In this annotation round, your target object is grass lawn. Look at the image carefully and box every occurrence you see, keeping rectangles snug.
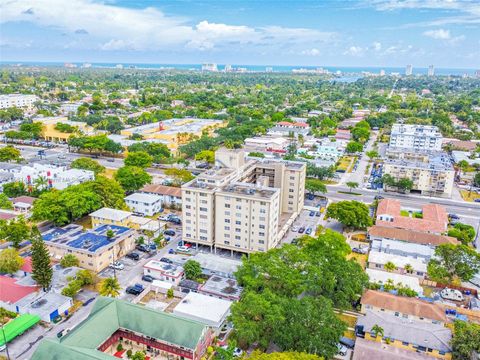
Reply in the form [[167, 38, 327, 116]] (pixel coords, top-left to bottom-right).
[[102, 168, 116, 179], [75, 215, 92, 229], [460, 190, 480, 202], [336, 156, 355, 173], [347, 253, 367, 269], [337, 313, 358, 328], [400, 210, 410, 217]]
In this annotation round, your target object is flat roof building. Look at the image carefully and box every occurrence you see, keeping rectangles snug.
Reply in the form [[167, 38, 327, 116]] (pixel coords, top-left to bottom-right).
[[124, 192, 163, 216], [173, 292, 232, 331], [389, 124, 443, 151], [0, 94, 38, 109], [182, 148, 306, 254], [366, 269, 424, 295], [42, 224, 136, 272], [198, 275, 242, 301], [31, 297, 214, 360], [353, 337, 434, 360], [144, 259, 184, 285]]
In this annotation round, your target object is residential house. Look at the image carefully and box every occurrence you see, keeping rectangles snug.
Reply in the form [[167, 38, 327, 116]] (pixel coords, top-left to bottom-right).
[[125, 192, 163, 216], [140, 184, 182, 208]]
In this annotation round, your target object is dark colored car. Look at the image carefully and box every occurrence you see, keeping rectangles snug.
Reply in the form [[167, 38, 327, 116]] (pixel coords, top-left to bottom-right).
[[83, 297, 96, 306], [142, 275, 154, 282], [170, 218, 181, 225], [305, 227, 312, 235], [126, 252, 140, 260], [126, 286, 142, 295], [136, 244, 150, 253], [298, 227, 305, 234], [374, 195, 384, 200], [149, 243, 157, 251], [315, 211, 321, 217], [449, 213, 460, 219], [160, 257, 173, 264], [309, 211, 315, 217], [164, 229, 176, 236]]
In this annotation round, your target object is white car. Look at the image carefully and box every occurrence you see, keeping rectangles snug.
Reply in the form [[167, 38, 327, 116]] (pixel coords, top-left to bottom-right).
[[176, 246, 190, 253], [337, 343, 348, 356], [440, 288, 464, 302], [109, 261, 124, 270], [291, 226, 299, 232]]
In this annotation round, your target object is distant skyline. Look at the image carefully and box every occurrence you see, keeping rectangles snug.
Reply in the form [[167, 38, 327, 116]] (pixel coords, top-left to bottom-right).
[[1, 0, 479, 68]]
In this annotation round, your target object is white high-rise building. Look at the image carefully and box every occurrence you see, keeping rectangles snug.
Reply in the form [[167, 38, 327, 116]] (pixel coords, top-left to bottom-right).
[[0, 94, 38, 109], [379, 69, 385, 76], [202, 63, 218, 72], [224, 64, 232, 72], [405, 64, 413, 76], [428, 65, 435, 76], [389, 124, 443, 151]]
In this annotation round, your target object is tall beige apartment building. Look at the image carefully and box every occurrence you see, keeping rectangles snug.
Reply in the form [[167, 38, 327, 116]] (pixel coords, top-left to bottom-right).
[[182, 148, 306, 254]]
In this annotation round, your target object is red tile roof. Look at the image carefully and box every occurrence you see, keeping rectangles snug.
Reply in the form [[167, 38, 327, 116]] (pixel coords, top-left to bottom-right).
[[368, 226, 459, 246], [0, 212, 16, 221], [0, 276, 38, 303], [376, 199, 448, 234], [276, 121, 309, 128], [13, 196, 37, 205], [140, 184, 182, 198], [20, 256, 33, 273]]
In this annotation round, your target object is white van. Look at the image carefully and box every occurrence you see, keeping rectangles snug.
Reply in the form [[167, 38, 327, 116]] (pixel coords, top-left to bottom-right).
[[440, 288, 464, 302]]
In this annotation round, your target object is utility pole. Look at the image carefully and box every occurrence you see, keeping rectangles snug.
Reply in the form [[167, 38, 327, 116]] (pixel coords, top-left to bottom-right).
[[1, 324, 11, 360]]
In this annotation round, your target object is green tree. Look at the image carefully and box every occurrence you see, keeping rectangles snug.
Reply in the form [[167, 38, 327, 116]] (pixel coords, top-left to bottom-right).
[[381, 174, 396, 187], [345, 181, 359, 193], [384, 261, 396, 272], [131, 351, 146, 360], [71, 157, 105, 175], [345, 141, 363, 153], [1, 182, 27, 198], [245, 351, 322, 360], [366, 150, 379, 160], [0, 193, 13, 209], [124, 151, 153, 168], [184, 260, 202, 280], [106, 229, 115, 239], [474, 172, 480, 187], [451, 320, 480, 360], [0, 146, 22, 162], [427, 244, 480, 282], [0, 248, 24, 273], [447, 223, 476, 245], [60, 254, 80, 268], [195, 150, 215, 164], [164, 168, 194, 186], [396, 178, 414, 192], [248, 152, 265, 158], [305, 178, 327, 196], [99, 277, 121, 297], [0, 216, 31, 249], [326, 200, 373, 229], [371, 324, 384, 339], [114, 166, 152, 192], [31, 228, 53, 291]]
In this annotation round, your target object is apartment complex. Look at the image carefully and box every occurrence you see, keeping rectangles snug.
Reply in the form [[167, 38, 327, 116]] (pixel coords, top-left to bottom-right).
[[389, 124, 443, 151], [383, 149, 454, 197], [0, 94, 38, 109], [42, 224, 136, 272], [182, 148, 306, 254]]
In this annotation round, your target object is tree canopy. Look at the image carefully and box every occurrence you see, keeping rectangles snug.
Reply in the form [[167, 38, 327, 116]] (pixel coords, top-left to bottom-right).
[[114, 166, 152, 192], [427, 244, 480, 283], [71, 157, 106, 175], [326, 200, 373, 229]]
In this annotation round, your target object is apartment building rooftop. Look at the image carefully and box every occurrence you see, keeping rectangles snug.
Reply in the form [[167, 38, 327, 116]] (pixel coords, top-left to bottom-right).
[[384, 151, 453, 171], [89, 208, 132, 222], [218, 182, 278, 200], [353, 337, 434, 360], [361, 290, 447, 322], [144, 259, 184, 278]]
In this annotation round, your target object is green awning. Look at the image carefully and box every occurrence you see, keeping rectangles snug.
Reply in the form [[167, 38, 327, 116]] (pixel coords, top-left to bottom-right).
[[0, 313, 41, 346]]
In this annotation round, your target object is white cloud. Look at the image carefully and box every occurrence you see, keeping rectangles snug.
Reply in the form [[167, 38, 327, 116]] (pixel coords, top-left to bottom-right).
[[423, 29, 451, 39], [0, 0, 336, 52], [301, 48, 321, 56], [372, 41, 382, 51], [343, 46, 364, 56]]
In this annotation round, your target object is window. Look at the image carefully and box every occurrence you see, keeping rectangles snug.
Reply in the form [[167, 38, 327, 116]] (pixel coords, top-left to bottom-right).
[[199, 192, 207, 197], [394, 312, 399, 317], [225, 204, 231, 208], [402, 314, 408, 318], [236, 221, 241, 225], [259, 232, 265, 236], [224, 226, 230, 230], [260, 209, 266, 214], [259, 217, 265, 221], [200, 200, 207, 204], [235, 236, 241, 240], [185, 205, 191, 209], [200, 229, 207, 234], [235, 228, 241, 233], [224, 241, 230, 245], [199, 207, 207, 212], [200, 215, 207, 219], [225, 211, 230, 216], [185, 191, 191, 194], [289, 189, 294, 193], [259, 225, 265, 229], [200, 236, 207, 241], [259, 240, 265, 244], [224, 234, 230, 238], [260, 202, 266, 205], [236, 205, 241, 210], [185, 212, 191, 216], [225, 219, 231, 223], [236, 213, 241, 217]]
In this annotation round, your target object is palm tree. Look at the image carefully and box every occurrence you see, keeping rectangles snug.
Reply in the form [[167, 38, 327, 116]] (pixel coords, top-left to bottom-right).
[[34, 176, 49, 190], [404, 263, 414, 274], [99, 277, 121, 298], [371, 324, 384, 339], [384, 261, 396, 272]]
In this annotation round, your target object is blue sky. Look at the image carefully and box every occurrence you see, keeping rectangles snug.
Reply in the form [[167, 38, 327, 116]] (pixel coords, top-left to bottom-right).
[[1, 0, 479, 68]]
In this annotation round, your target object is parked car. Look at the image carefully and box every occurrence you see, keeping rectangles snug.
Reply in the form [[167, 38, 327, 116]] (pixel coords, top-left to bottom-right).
[[309, 211, 315, 217], [160, 257, 173, 264], [149, 243, 157, 251], [374, 195, 384, 200], [126, 286, 142, 295], [109, 261, 124, 270], [298, 227, 305, 234], [176, 245, 190, 253], [164, 229, 176, 236], [352, 247, 369, 254], [125, 252, 140, 261], [315, 211, 321, 217], [142, 275, 154, 282], [440, 288, 464, 302], [83, 297, 96, 306], [107, 158, 115, 162], [168, 249, 175, 254], [136, 244, 150, 253], [305, 227, 312, 235], [474, 199, 480, 203], [449, 213, 460, 219], [291, 226, 299, 232], [339, 336, 355, 349], [337, 343, 348, 356]]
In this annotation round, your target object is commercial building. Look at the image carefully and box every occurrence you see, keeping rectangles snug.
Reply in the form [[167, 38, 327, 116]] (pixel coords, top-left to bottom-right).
[[31, 297, 214, 360], [143, 259, 184, 285], [376, 199, 449, 234], [140, 184, 182, 208], [173, 292, 232, 332], [42, 224, 136, 272], [267, 121, 310, 138], [356, 310, 452, 359], [182, 148, 306, 254], [35, 116, 97, 143], [124, 192, 163, 216], [389, 124, 443, 151], [0, 94, 38, 109], [120, 118, 226, 152], [0, 163, 94, 190]]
